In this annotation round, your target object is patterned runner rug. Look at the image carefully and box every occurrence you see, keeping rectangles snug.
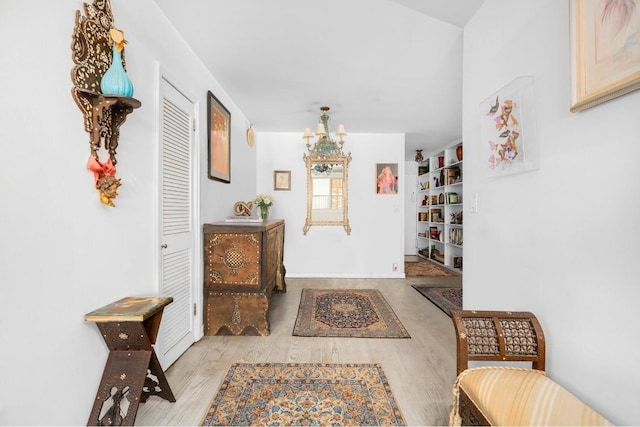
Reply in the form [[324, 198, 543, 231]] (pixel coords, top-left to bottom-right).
[[201, 363, 405, 426], [405, 260, 459, 277], [412, 286, 462, 317], [293, 289, 410, 338]]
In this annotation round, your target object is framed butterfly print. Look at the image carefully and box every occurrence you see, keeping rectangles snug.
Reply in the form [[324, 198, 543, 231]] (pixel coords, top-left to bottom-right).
[[479, 76, 539, 178]]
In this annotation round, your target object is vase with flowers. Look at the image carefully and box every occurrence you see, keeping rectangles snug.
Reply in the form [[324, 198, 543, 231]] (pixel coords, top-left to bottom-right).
[[254, 194, 274, 220]]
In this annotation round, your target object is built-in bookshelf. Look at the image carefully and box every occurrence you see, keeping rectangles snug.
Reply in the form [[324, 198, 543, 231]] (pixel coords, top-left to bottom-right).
[[416, 142, 463, 272]]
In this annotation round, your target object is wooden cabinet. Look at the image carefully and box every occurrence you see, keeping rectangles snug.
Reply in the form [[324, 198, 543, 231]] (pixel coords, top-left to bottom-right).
[[416, 142, 463, 272], [203, 219, 285, 336]]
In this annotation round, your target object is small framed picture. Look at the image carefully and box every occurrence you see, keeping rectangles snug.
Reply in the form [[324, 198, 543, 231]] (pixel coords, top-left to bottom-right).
[[273, 170, 291, 191], [376, 163, 398, 194]]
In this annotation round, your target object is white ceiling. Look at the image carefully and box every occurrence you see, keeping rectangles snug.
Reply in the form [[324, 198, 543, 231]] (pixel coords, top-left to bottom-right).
[[152, 0, 485, 159]]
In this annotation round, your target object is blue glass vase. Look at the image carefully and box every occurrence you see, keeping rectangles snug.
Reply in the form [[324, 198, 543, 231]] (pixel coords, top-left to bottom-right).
[[100, 45, 134, 97]]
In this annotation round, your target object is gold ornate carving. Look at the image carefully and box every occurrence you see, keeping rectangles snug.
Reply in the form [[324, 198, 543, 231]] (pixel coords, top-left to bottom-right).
[[233, 201, 253, 216]]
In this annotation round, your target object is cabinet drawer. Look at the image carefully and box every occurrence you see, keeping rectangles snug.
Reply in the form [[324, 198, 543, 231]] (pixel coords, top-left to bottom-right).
[[204, 290, 270, 336], [204, 232, 261, 288]]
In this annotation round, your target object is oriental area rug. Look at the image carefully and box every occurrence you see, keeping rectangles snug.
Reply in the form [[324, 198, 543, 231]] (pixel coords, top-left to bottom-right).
[[404, 260, 459, 277], [412, 286, 462, 317], [201, 363, 405, 426], [293, 289, 410, 338]]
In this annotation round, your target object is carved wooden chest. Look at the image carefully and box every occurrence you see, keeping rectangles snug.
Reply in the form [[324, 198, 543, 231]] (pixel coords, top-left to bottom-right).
[[203, 220, 285, 335]]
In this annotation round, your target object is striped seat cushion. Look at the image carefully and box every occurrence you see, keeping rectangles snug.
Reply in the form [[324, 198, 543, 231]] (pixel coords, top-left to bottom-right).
[[451, 367, 612, 426]]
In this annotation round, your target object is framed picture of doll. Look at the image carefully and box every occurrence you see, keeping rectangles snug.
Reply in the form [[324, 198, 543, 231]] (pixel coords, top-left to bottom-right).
[[375, 163, 398, 194]]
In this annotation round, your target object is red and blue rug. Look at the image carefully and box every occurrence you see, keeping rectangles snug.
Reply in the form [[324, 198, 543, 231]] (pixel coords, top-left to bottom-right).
[[412, 286, 462, 317], [293, 289, 410, 338], [201, 363, 405, 426]]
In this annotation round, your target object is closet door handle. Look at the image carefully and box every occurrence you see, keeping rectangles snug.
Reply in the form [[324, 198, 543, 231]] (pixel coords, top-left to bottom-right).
[[161, 244, 168, 249]]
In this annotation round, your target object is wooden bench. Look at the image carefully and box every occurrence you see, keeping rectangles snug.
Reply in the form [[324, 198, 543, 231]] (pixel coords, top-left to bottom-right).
[[450, 310, 611, 426]]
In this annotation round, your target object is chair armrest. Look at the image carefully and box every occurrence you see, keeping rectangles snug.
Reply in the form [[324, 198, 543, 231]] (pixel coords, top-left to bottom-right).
[[451, 310, 546, 375]]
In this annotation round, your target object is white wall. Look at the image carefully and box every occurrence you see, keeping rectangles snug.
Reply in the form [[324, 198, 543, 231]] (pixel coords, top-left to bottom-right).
[[463, 1, 640, 424], [256, 132, 406, 277], [0, 1, 253, 424]]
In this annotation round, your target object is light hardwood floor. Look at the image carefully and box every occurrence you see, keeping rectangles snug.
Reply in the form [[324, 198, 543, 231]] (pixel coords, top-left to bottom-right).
[[136, 274, 462, 426]]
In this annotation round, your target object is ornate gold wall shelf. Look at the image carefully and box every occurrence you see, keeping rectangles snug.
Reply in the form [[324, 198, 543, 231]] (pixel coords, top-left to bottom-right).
[[71, 0, 141, 206]]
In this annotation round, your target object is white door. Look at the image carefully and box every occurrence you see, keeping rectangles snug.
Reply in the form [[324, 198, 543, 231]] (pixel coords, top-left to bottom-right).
[[404, 161, 417, 255], [157, 77, 197, 369]]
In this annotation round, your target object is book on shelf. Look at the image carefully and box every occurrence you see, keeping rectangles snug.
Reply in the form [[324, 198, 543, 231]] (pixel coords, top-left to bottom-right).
[[224, 216, 263, 223], [449, 228, 463, 246]]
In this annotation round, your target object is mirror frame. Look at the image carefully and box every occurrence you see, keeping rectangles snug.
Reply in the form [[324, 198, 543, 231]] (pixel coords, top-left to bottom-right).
[[303, 152, 352, 235]]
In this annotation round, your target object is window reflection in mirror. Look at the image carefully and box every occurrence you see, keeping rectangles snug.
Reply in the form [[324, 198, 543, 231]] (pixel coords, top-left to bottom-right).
[[311, 164, 343, 222], [304, 157, 351, 235]]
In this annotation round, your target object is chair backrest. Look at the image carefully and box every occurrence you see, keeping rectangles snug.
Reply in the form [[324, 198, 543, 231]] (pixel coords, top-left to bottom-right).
[[451, 310, 546, 375]]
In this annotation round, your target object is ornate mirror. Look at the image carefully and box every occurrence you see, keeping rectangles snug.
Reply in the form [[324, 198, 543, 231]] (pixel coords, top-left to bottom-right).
[[303, 107, 351, 235]]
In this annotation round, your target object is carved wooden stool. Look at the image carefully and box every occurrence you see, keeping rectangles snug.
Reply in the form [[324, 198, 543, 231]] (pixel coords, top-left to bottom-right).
[[85, 297, 176, 426]]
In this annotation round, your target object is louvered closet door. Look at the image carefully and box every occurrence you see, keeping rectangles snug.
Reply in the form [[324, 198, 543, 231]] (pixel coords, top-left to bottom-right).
[[157, 78, 196, 369]]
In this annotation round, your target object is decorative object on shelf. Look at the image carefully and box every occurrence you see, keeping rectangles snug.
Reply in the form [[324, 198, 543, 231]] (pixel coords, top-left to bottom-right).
[[445, 167, 461, 185], [254, 194, 274, 220], [431, 248, 445, 263], [232, 201, 253, 216], [302, 107, 352, 236], [570, 0, 640, 112], [207, 91, 231, 183], [480, 76, 539, 177], [456, 145, 463, 161], [415, 149, 424, 162], [273, 170, 291, 191], [100, 28, 133, 97], [450, 211, 463, 224], [87, 156, 121, 207], [71, 0, 141, 207], [438, 156, 445, 168], [376, 163, 398, 195]]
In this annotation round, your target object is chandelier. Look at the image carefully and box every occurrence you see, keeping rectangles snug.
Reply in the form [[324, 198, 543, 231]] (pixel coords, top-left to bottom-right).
[[302, 106, 346, 158]]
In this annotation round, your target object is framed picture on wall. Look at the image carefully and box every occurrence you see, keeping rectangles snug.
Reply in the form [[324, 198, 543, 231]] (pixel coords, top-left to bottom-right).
[[570, 0, 640, 112], [207, 90, 231, 183], [479, 76, 539, 177], [375, 163, 398, 194], [273, 170, 291, 191]]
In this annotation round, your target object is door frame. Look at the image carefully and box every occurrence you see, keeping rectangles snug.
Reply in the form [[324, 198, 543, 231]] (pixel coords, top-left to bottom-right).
[[155, 65, 203, 362]]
